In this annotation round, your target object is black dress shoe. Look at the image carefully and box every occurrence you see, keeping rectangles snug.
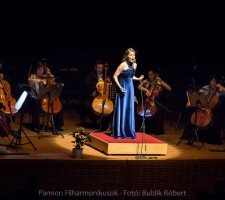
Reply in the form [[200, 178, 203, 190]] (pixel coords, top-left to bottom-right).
[[187, 140, 193, 145], [10, 131, 20, 139], [10, 131, 18, 138], [55, 127, 63, 131], [32, 128, 40, 132]]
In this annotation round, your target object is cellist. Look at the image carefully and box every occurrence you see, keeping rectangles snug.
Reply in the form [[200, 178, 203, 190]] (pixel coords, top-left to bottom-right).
[[81, 59, 112, 129], [0, 58, 17, 116], [0, 58, 17, 138], [137, 68, 171, 135], [181, 74, 225, 144], [28, 59, 64, 132]]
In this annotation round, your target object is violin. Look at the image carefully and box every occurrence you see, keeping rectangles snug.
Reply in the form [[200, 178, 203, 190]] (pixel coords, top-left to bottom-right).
[[91, 64, 114, 116]]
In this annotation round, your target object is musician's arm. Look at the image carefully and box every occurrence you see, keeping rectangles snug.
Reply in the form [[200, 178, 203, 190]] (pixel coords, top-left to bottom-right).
[[161, 81, 171, 91], [28, 75, 45, 85], [0, 73, 4, 79], [157, 77, 171, 91], [216, 83, 225, 92], [137, 80, 148, 93], [137, 80, 151, 96]]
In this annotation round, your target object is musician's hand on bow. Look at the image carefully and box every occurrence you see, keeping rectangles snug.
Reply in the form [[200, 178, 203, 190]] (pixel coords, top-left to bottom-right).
[[106, 76, 111, 83], [156, 76, 162, 84], [39, 79, 47, 86], [45, 67, 54, 77], [145, 89, 151, 96], [96, 84, 101, 91], [186, 101, 190, 108], [0, 73, 4, 79], [39, 80, 44, 86]]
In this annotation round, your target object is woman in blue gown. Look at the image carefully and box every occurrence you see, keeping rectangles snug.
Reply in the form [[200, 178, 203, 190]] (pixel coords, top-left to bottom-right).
[[112, 48, 144, 138]]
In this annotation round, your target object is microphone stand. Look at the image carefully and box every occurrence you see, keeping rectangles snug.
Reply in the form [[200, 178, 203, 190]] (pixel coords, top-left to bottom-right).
[[136, 80, 171, 159], [136, 84, 147, 159]]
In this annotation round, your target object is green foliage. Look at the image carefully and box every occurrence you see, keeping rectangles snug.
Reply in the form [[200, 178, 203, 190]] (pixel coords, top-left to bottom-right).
[[71, 127, 92, 149]]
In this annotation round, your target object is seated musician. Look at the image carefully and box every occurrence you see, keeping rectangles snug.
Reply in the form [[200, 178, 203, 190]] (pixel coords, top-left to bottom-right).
[[28, 59, 64, 132], [0, 58, 20, 138], [81, 59, 112, 129], [136, 68, 171, 135], [0, 58, 17, 118], [0, 58, 7, 85], [181, 74, 225, 144]]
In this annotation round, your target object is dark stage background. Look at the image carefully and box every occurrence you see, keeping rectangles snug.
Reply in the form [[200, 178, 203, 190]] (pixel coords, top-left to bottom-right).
[[1, 2, 225, 199], [1, 0, 225, 104]]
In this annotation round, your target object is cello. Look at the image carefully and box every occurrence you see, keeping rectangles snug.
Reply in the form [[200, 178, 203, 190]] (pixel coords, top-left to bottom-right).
[[91, 64, 114, 116], [0, 76, 17, 115], [136, 81, 161, 118], [0, 103, 10, 137], [0, 76, 17, 138], [40, 70, 62, 115], [0, 115, 9, 138], [190, 87, 219, 129]]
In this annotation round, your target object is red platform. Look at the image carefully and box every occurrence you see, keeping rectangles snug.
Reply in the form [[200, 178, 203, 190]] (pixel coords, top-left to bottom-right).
[[89, 132, 168, 155]]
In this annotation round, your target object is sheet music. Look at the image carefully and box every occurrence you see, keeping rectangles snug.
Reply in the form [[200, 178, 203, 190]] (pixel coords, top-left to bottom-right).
[[38, 83, 64, 99], [187, 90, 208, 108]]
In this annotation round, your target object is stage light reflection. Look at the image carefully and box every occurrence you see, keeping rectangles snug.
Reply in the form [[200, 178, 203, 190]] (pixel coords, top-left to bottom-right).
[[53, 132, 183, 160]]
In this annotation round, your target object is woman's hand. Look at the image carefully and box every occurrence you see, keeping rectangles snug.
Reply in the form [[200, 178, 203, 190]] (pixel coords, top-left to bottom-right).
[[120, 87, 126, 93], [139, 75, 144, 82]]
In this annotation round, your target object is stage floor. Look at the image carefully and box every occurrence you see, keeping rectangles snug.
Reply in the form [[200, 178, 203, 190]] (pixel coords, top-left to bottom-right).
[[1, 105, 225, 200], [0, 105, 225, 160]]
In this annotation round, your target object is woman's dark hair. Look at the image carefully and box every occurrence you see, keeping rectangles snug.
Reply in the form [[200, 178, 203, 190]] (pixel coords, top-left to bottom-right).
[[35, 58, 48, 69], [147, 67, 160, 75], [209, 73, 219, 82]]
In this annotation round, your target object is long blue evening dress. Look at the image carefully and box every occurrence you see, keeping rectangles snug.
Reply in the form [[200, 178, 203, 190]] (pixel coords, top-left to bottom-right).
[[111, 66, 136, 138]]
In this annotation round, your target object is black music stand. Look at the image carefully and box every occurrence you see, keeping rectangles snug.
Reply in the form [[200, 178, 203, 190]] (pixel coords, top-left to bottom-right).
[[177, 91, 208, 149], [38, 84, 64, 139], [135, 85, 149, 159], [7, 91, 37, 151], [108, 84, 116, 101], [99, 100, 105, 132]]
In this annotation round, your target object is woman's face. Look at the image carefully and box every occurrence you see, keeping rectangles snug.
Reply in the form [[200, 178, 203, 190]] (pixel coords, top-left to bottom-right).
[[148, 71, 157, 81], [127, 52, 136, 63], [210, 79, 217, 88], [36, 67, 44, 76]]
